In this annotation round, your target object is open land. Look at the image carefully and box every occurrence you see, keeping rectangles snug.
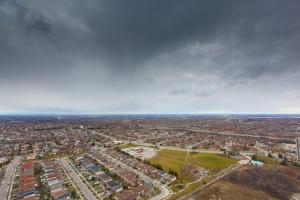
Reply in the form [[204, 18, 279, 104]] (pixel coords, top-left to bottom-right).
[[1, 115, 300, 200], [150, 149, 237, 183]]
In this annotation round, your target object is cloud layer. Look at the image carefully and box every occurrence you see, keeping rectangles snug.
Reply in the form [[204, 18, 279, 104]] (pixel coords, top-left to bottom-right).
[[0, 0, 300, 114]]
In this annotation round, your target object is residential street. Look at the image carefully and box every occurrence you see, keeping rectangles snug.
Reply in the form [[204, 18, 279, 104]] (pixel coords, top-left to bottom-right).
[[59, 157, 98, 200], [0, 156, 22, 200]]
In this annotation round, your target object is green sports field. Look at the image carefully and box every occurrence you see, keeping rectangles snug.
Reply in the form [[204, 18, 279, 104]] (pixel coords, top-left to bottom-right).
[[149, 149, 237, 183], [188, 152, 237, 173]]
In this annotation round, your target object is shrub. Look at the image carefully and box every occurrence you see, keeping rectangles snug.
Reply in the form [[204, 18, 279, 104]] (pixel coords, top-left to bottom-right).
[[225, 167, 298, 200]]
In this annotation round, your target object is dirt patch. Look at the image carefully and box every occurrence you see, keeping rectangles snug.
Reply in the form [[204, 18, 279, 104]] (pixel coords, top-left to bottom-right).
[[180, 165, 205, 182], [180, 165, 196, 181]]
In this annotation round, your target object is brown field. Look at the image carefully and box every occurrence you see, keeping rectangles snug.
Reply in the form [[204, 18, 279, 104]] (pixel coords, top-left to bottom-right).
[[192, 165, 300, 200], [194, 180, 279, 200]]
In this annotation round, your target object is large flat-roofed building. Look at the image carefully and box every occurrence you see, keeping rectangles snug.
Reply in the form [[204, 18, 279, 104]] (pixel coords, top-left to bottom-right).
[[296, 138, 300, 160]]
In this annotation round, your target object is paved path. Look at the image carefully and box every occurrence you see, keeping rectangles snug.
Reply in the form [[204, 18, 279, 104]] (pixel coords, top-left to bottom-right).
[[178, 164, 242, 200], [59, 157, 98, 200], [0, 156, 22, 200], [151, 185, 171, 200]]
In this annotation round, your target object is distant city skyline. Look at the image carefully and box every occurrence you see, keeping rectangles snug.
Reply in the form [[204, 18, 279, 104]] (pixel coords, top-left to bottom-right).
[[1, 0, 300, 114]]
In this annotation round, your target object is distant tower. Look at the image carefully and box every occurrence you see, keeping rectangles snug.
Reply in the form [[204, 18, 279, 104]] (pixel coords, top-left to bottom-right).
[[296, 138, 300, 160]]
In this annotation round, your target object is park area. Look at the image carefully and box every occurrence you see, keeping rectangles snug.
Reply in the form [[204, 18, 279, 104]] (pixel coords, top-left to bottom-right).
[[149, 149, 237, 183]]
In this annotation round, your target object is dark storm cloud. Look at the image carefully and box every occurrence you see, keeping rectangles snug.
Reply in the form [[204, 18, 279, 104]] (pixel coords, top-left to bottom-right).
[[0, 0, 300, 113], [1, 0, 299, 75], [80, 0, 233, 66], [13, 1, 52, 34]]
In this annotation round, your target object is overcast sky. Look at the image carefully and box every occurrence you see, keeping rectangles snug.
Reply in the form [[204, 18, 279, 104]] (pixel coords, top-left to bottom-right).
[[0, 0, 300, 114]]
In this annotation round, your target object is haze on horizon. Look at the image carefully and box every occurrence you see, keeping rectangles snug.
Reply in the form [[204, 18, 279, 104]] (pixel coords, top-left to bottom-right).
[[0, 0, 300, 114]]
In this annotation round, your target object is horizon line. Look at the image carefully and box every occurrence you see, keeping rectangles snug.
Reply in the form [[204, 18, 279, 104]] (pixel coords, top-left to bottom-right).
[[1, 113, 300, 116]]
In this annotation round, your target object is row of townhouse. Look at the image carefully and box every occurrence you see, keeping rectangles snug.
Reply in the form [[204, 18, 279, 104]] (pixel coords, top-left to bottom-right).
[[17, 161, 37, 200], [114, 184, 152, 200], [76, 156, 123, 194], [88, 153, 139, 187], [109, 149, 176, 184], [88, 153, 153, 200], [41, 161, 71, 200]]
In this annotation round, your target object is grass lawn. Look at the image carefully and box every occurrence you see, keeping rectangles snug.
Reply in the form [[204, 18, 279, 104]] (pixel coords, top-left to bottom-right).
[[257, 156, 279, 167], [170, 184, 185, 193], [189, 153, 237, 174], [149, 149, 237, 183], [168, 178, 208, 200], [149, 149, 191, 183]]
